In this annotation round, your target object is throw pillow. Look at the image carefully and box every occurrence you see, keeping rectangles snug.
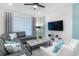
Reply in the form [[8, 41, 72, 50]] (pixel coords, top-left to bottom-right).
[[4, 41, 22, 54], [4, 45, 13, 54], [53, 39, 64, 53], [9, 33, 17, 40]]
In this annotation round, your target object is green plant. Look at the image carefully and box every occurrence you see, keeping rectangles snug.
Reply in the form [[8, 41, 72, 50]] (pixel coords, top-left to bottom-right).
[[39, 36, 42, 39]]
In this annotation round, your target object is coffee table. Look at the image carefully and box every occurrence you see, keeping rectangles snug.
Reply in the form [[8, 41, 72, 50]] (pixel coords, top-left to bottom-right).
[[26, 39, 50, 50]]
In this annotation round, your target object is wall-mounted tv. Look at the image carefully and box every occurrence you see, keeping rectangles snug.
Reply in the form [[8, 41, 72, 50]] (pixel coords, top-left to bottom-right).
[[48, 20, 63, 31]]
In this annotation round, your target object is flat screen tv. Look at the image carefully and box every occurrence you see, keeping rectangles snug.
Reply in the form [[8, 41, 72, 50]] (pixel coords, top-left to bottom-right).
[[48, 20, 63, 31]]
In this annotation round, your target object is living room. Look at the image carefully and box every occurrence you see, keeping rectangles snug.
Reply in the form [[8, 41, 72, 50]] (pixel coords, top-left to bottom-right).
[[0, 3, 79, 56]]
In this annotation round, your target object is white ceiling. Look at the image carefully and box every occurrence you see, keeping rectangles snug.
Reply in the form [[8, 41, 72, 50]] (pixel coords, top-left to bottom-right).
[[0, 3, 73, 16]]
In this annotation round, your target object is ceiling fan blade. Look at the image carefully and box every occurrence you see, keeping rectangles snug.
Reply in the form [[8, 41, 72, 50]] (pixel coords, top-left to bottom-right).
[[37, 4, 45, 8], [24, 3, 34, 5], [24, 3, 45, 8]]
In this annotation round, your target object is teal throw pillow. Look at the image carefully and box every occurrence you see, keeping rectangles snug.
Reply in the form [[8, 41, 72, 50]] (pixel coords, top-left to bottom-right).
[[53, 39, 64, 53], [4, 41, 22, 54]]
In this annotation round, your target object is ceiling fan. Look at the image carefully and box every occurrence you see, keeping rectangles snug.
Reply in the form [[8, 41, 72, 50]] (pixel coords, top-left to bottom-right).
[[24, 3, 45, 10]]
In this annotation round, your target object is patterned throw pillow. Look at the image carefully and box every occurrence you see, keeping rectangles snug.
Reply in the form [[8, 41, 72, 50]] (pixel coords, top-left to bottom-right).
[[4, 41, 22, 54], [9, 33, 17, 40]]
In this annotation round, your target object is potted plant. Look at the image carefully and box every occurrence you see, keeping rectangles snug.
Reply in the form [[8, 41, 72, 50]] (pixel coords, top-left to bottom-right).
[[39, 36, 42, 39]]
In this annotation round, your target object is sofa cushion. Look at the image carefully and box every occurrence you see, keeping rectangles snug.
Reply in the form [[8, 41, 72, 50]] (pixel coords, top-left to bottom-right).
[[0, 33, 11, 41], [7, 51, 26, 56], [16, 32, 26, 37]]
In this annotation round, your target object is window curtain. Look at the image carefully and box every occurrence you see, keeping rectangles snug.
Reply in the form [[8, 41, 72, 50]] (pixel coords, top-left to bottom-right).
[[32, 17, 36, 36], [5, 12, 36, 36], [5, 12, 13, 33]]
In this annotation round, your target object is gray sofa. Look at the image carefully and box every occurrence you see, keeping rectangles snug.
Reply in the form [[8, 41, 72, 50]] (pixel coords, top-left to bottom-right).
[[0, 33, 31, 56], [16, 31, 37, 43]]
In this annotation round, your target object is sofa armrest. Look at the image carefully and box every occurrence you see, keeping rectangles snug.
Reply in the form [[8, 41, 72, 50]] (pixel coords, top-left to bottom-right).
[[57, 45, 73, 56]]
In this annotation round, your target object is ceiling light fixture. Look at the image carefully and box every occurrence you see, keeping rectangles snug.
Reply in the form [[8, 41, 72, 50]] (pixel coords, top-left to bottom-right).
[[9, 3, 12, 6], [33, 4, 38, 9]]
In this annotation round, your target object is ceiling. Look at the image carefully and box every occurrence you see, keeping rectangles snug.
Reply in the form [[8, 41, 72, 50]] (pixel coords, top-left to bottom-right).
[[0, 3, 73, 16]]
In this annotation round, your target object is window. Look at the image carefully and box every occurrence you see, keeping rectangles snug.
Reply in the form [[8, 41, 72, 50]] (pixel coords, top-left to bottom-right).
[[12, 16, 33, 36]]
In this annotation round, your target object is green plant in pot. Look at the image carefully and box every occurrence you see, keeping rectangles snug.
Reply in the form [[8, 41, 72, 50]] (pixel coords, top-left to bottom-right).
[[39, 36, 42, 39]]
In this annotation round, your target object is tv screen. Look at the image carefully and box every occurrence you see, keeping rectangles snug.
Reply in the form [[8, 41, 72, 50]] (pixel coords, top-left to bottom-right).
[[48, 20, 63, 31]]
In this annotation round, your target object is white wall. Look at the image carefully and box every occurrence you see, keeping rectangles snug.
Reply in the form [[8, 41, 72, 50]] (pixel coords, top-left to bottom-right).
[[0, 10, 5, 35], [45, 5, 72, 44]]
